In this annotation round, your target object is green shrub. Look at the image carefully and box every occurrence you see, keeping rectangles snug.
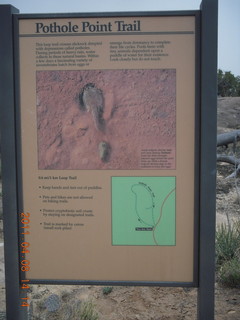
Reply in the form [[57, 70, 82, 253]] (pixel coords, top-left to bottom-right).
[[215, 223, 240, 269], [80, 301, 99, 320], [102, 287, 113, 295], [218, 258, 240, 287], [216, 222, 240, 287]]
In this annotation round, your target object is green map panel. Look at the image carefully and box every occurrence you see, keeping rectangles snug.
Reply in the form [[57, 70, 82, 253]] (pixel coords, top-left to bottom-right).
[[112, 177, 176, 246]]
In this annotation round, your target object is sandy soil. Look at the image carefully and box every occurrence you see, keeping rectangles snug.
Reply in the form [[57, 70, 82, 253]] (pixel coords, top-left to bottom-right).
[[37, 69, 176, 170], [0, 97, 239, 319]]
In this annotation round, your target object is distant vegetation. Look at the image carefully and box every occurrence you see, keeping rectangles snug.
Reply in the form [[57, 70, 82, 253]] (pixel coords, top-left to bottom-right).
[[218, 69, 240, 97]]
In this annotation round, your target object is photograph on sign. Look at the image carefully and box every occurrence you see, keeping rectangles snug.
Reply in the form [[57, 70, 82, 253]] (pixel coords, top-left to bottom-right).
[[36, 69, 176, 170], [17, 14, 197, 284]]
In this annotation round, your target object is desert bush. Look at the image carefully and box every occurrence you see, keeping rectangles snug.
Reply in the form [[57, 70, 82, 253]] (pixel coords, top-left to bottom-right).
[[216, 222, 240, 287], [80, 301, 99, 320], [218, 258, 240, 287], [102, 286, 113, 295], [216, 222, 240, 268]]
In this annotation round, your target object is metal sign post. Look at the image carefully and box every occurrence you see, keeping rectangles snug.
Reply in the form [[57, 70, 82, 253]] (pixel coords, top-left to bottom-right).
[[0, 5, 28, 320], [198, 0, 218, 318]]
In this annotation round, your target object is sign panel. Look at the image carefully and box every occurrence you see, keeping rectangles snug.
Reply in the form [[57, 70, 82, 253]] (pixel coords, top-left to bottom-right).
[[16, 13, 198, 284]]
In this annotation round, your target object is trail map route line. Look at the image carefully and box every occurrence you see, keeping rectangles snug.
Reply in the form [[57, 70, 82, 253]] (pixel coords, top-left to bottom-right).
[[131, 182, 176, 245], [153, 187, 176, 245], [131, 183, 155, 227]]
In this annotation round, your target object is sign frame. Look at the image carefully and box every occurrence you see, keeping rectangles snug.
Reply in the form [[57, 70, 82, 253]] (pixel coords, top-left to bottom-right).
[[14, 10, 200, 287]]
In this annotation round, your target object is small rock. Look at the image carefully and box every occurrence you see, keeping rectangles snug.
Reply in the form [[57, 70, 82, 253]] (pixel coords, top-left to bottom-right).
[[44, 294, 61, 312], [98, 141, 111, 162], [228, 310, 236, 314]]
